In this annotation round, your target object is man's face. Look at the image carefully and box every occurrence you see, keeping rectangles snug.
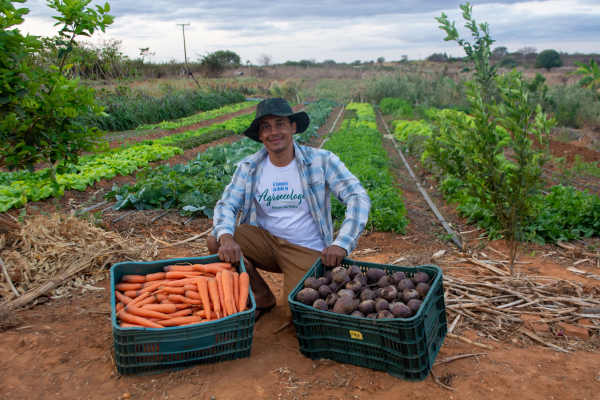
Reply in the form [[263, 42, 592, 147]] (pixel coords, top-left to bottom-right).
[[258, 115, 296, 155]]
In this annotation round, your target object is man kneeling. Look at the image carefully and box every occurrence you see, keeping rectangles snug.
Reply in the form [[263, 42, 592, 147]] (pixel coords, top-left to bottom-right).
[[208, 98, 370, 320]]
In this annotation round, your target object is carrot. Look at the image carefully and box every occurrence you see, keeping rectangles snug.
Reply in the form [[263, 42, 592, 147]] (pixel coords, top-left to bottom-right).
[[192, 264, 228, 275], [123, 290, 138, 298], [115, 283, 143, 291], [164, 265, 197, 272], [216, 272, 228, 318], [121, 275, 146, 283], [222, 270, 235, 315], [141, 304, 177, 313], [125, 292, 151, 309], [168, 308, 194, 318], [166, 271, 203, 279], [115, 290, 132, 305], [185, 290, 202, 300], [136, 296, 156, 307], [233, 272, 240, 313], [145, 272, 167, 281], [183, 284, 199, 292], [116, 302, 125, 312], [238, 272, 250, 312], [196, 309, 219, 319], [142, 279, 169, 288], [227, 271, 237, 314], [194, 262, 232, 270], [163, 287, 186, 295], [119, 322, 145, 328], [125, 305, 172, 320], [196, 277, 212, 322], [156, 293, 169, 302], [157, 316, 201, 327], [163, 278, 203, 287], [118, 311, 164, 328], [207, 278, 221, 319], [137, 281, 164, 294], [168, 294, 201, 305]]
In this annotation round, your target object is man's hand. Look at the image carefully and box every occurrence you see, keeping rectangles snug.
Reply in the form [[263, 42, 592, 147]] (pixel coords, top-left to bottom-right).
[[217, 234, 242, 265], [321, 245, 347, 268]]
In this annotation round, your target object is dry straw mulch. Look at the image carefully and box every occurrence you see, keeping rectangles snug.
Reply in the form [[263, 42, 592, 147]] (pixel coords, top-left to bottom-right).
[[0, 213, 157, 329]]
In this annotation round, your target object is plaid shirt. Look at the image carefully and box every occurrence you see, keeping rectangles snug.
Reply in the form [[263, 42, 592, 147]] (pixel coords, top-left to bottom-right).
[[211, 142, 371, 254]]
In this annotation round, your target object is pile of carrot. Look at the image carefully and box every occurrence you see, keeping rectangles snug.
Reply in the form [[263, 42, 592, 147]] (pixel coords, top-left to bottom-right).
[[114, 262, 250, 329]]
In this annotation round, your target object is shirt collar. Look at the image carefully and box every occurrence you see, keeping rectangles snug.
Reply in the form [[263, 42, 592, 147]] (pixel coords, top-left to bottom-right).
[[245, 141, 315, 169]]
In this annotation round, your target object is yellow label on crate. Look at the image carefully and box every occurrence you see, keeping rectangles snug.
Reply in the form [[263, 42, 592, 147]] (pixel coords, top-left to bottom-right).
[[349, 330, 363, 340]]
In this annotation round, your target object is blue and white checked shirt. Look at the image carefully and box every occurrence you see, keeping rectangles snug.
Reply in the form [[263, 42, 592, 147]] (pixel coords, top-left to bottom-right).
[[211, 142, 371, 254]]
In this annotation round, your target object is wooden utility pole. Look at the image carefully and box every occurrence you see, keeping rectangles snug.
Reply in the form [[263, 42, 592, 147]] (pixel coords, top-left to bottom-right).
[[177, 23, 190, 70]]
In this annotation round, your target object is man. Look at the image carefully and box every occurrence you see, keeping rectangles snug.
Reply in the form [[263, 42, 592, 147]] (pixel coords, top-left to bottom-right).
[[208, 98, 370, 319]]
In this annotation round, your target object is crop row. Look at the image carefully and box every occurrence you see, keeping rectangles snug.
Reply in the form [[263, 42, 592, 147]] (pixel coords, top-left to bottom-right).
[[323, 103, 408, 233]]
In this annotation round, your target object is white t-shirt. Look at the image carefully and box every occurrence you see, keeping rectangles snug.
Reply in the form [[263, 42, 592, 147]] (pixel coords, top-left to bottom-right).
[[255, 156, 326, 252]]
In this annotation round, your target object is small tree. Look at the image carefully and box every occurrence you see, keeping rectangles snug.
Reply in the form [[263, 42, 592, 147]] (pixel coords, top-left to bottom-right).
[[492, 46, 508, 59], [517, 46, 537, 56], [377, 56, 385, 64], [568, 58, 600, 92], [432, 2, 555, 275], [534, 50, 562, 70], [257, 54, 272, 67], [213, 50, 241, 66]]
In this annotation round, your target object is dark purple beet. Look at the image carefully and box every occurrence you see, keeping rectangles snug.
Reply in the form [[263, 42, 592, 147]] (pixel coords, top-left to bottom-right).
[[378, 275, 395, 288], [313, 299, 328, 311], [392, 271, 407, 284], [415, 283, 431, 298], [407, 299, 423, 316], [377, 310, 394, 319], [397, 279, 415, 291], [374, 288, 384, 298], [351, 310, 365, 318], [402, 289, 421, 303], [318, 285, 333, 299], [391, 302, 412, 318], [304, 277, 321, 290], [358, 300, 376, 315], [332, 266, 349, 284], [366, 269, 386, 284], [367, 313, 377, 319], [347, 265, 361, 280], [412, 271, 430, 285], [317, 277, 330, 286], [324, 270, 332, 282], [375, 298, 389, 312], [333, 297, 357, 314], [359, 288, 376, 302], [326, 293, 338, 308], [346, 280, 363, 293], [297, 288, 320, 305], [338, 289, 356, 299], [381, 286, 398, 302], [354, 273, 367, 286], [328, 282, 339, 292]]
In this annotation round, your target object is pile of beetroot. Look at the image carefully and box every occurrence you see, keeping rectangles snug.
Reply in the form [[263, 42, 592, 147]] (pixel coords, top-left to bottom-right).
[[296, 265, 432, 319]]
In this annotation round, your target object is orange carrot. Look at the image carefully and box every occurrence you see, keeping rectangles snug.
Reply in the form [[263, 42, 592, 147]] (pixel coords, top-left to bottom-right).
[[125, 305, 172, 320], [156, 293, 169, 302], [123, 290, 138, 298], [207, 278, 221, 319], [168, 294, 201, 305], [194, 262, 232, 270], [141, 304, 178, 313], [116, 302, 125, 312], [183, 284, 199, 292], [168, 308, 193, 318], [163, 287, 186, 295], [222, 270, 235, 315], [227, 271, 237, 314], [196, 309, 218, 319], [136, 296, 156, 307], [157, 316, 201, 327], [164, 265, 197, 272], [115, 290, 132, 305], [145, 272, 167, 281], [119, 322, 144, 328], [192, 264, 229, 275], [196, 277, 212, 322], [118, 311, 164, 328], [233, 272, 240, 313], [238, 272, 250, 312], [125, 292, 151, 309], [115, 283, 143, 291], [162, 278, 203, 287], [137, 281, 164, 294], [142, 279, 169, 288], [121, 275, 146, 283], [216, 272, 228, 318], [185, 290, 202, 300], [166, 271, 203, 279]]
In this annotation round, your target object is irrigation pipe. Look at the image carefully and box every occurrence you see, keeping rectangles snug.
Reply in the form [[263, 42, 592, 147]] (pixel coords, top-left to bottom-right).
[[80, 201, 107, 214], [377, 110, 462, 249], [318, 106, 345, 150]]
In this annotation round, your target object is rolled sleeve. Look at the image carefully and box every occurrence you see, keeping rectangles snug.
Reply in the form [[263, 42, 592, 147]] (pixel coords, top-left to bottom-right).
[[211, 164, 247, 240]]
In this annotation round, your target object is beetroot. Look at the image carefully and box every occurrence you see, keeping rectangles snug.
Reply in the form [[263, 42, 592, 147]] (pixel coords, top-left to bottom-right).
[[338, 289, 356, 299], [407, 299, 423, 316], [412, 271, 430, 285], [402, 289, 421, 303], [358, 300, 376, 315], [346, 280, 363, 293], [328, 282, 339, 292], [313, 299, 328, 311], [333, 297, 357, 314], [377, 275, 395, 288], [359, 288, 376, 302], [351, 310, 365, 318], [374, 288, 384, 298], [297, 288, 320, 305], [391, 302, 412, 318], [318, 285, 333, 299], [392, 271, 407, 284], [354, 273, 367, 286], [347, 264, 361, 280], [366, 269, 386, 284], [375, 298, 389, 312], [326, 293, 338, 308], [367, 313, 377, 319], [324, 270, 332, 283], [377, 310, 394, 319], [332, 267, 349, 284], [304, 277, 321, 291], [381, 286, 398, 302], [415, 283, 430, 298], [317, 277, 330, 286], [397, 279, 415, 291]]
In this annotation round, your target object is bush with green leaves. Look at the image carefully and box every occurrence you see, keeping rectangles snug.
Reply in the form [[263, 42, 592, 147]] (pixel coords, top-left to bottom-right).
[[379, 98, 414, 119], [496, 57, 518, 69], [534, 50, 562, 70], [568, 58, 600, 92]]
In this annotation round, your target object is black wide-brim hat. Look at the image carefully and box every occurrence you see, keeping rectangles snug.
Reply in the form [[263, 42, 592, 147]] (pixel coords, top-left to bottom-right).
[[243, 97, 310, 143]]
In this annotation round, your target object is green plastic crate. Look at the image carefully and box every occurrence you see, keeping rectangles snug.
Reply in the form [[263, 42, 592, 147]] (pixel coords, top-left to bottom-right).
[[110, 255, 255, 376], [288, 258, 446, 382]]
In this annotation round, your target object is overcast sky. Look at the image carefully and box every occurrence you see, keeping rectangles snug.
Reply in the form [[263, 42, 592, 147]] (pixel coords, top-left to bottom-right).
[[18, 0, 600, 64]]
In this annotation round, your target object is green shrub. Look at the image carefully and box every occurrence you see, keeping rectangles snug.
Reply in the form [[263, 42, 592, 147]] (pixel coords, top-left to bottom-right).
[[534, 50, 562, 70], [379, 98, 414, 118], [496, 57, 518, 69]]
